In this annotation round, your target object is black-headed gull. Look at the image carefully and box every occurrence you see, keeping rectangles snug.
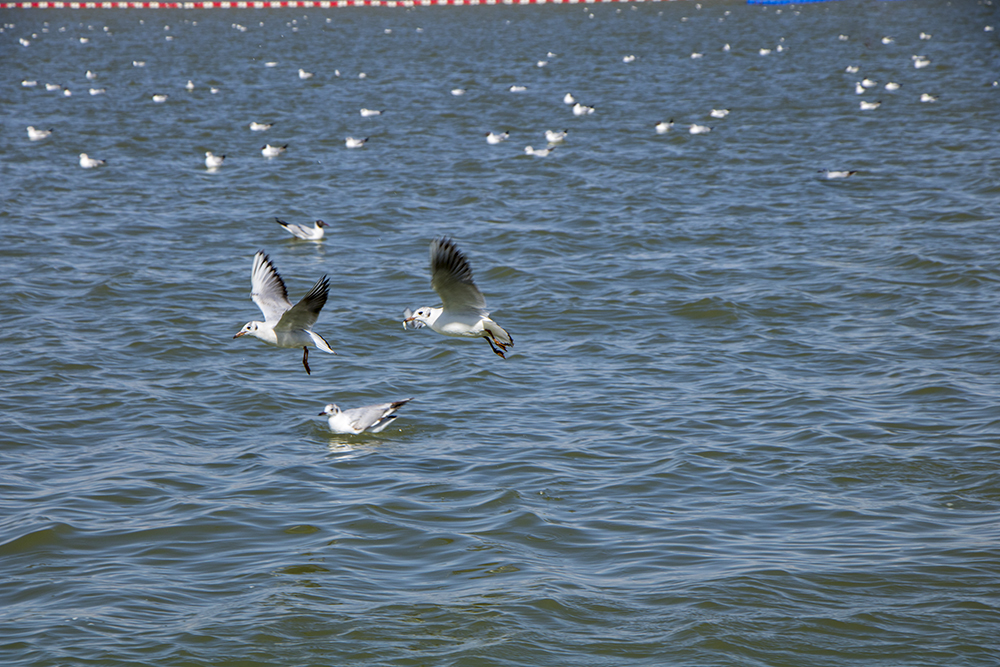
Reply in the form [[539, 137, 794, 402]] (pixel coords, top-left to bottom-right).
[[709, 109, 729, 119], [185, 80, 194, 91], [262, 143, 287, 158], [403, 237, 513, 359], [249, 121, 273, 131], [545, 129, 568, 144], [859, 100, 881, 110], [22, 80, 38, 87], [920, 93, 937, 103], [205, 151, 225, 169], [655, 120, 674, 134], [79, 153, 106, 168], [572, 103, 595, 116], [152, 94, 168, 103], [345, 137, 368, 149], [563, 92, 576, 105], [885, 82, 901, 91], [486, 131, 509, 145], [319, 398, 412, 434], [233, 251, 334, 375], [275, 217, 328, 241], [819, 169, 857, 179], [27, 126, 53, 141]]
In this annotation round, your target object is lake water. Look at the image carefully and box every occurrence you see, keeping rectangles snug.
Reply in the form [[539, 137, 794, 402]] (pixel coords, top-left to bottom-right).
[[2, 1, 1000, 664]]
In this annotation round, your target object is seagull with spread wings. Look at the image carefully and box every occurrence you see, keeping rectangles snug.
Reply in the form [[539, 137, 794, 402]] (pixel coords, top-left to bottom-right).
[[233, 251, 334, 374], [403, 237, 513, 359]]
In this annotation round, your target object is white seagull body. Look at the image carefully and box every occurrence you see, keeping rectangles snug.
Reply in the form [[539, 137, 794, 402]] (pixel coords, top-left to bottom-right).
[[360, 108, 383, 117], [486, 131, 509, 145], [524, 145, 554, 157], [545, 129, 568, 144], [185, 80, 195, 91], [689, 124, 712, 135], [233, 251, 334, 375], [262, 143, 287, 157], [655, 120, 674, 134], [710, 108, 729, 119], [885, 82, 901, 91], [79, 153, 106, 168], [572, 103, 595, 116], [563, 92, 576, 105], [152, 94, 168, 103], [250, 121, 273, 131], [205, 151, 225, 169], [27, 126, 53, 141], [319, 398, 412, 434], [820, 170, 857, 179], [859, 100, 881, 110], [298, 68, 314, 80], [275, 217, 328, 241], [403, 237, 513, 359], [345, 137, 368, 148]]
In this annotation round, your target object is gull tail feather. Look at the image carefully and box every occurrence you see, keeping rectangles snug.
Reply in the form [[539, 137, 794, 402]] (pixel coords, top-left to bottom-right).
[[309, 331, 336, 354], [485, 320, 513, 347]]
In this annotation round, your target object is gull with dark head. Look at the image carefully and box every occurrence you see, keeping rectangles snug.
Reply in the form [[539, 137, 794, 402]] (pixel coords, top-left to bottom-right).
[[233, 251, 334, 374], [319, 398, 412, 434], [403, 237, 513, 359], [275, 217, 328, 241]]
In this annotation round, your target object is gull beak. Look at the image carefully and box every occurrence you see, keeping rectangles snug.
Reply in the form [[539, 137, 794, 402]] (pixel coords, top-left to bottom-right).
[[233, 331, 246, 338], [318, 410, 327, 416]]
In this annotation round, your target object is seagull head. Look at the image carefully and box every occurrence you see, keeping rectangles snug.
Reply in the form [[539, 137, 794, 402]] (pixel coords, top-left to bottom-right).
[[403, 307, 434, 329], [234, 321, 261, 338], [319, 404, 341, 416], [316, 220, 329, 228]]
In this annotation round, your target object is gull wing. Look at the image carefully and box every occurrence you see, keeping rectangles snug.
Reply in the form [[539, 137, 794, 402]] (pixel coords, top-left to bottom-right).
[[347, 399, 412, 432], [430, 237, 487, 313], [251, 251, 293, 323], [275, 217, 309, 239], [275, 274, 329, 332]]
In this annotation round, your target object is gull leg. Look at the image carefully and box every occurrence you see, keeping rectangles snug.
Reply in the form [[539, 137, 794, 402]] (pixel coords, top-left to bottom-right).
[[302, 346, 312, 375], [484, 336, 506, 359]]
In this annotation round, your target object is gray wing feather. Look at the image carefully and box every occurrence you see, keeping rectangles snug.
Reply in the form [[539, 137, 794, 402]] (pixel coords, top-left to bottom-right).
[[250, 251, 293, 323], [276, 275, 329, 331], [348, 398, 412, 432], [430, 237, 487, 313]]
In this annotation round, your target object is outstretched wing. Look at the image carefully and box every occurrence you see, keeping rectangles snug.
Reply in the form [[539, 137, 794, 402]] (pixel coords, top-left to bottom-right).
[[430, 237, 487, 313], [251, 251, 293, 323], [276, 275, 329, 331]]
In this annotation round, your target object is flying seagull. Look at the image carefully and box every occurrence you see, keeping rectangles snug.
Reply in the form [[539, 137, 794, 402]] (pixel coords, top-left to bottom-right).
[[403, 237, 513, 358], [233, 251, 334, 374]]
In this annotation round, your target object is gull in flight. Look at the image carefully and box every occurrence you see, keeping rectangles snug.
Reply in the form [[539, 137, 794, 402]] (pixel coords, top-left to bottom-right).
[[250, 121, 274, 131], [79, 153, 106, 168], [262, 143, 287, 158], [403, 237, 513, 359], [27, 126, 53, 141], [486, 131, 509, 145], [275, 217, 329, 241], [319, 398, 412, 434], [233, 251, 334, 375], [205, 151, 225, 169]]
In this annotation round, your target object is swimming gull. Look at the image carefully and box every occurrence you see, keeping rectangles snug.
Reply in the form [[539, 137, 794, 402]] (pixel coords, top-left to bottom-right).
[[205, 151, 225, 169], [262, 143, 287, 157], [79, 153, 106, 168], [27, 126, 53, 141], [275, 217, 328, 241], [319, 398, 412, 434], [486, 131, 509, 145]]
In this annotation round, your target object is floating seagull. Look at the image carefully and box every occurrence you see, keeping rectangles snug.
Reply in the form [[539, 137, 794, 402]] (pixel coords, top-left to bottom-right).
[[185, 80, 194, 91], [359, 108, 383, 117], [132, 60, 145, 67], [89, 87, 106, 95], [689, 124, 712, 135], [210, 87, 220, 94], [759, 48, 772, 56], [920, 32, 932, 40], [86, 70, 97, 80], [204, 151, 225, 169], [563, 92, 575, 105], [859, 100, 881, 110], [45, 83, 61, 91], [79, 153, 106, 168], [262, 143, 287, 158], [22, 80, 38, 87], [845, 65, 859, 74], [27, 126, 53, 141], [152, 94, 168, 103], [509, 85, 527, 92], [572, 103, 595, 116], [820, 169, 857, 179], [913, 55, 931, 69], [319, 398, 412, 434], [275, 217, 328, 241], [690, 52, 704, 59], [838, 34, 849, 41], [655, 119, 674, 134], [451, 88, 465, 96], [233, 251, 334, 375], [265, 61, 278, 67], [486, 131, 509, 145], [403, 237, 513, 359], [723, 43, 731, 52], [885, 82, 901, 91], [63, 89, 72, 97], [249, 121, 273, 131], [544, 129, 568, 143], [537, 60, 548, 68], [920, 93, 937, 103], [881, 36, 894, 45], [298, 68, 313, 80], [710, 108, 729, 119], [855, 82, 865, 95], [345, 137, 368, 149], [862, 78, 877, 88], [623, 54, 636, 63], [524, 145, 555, 157]]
